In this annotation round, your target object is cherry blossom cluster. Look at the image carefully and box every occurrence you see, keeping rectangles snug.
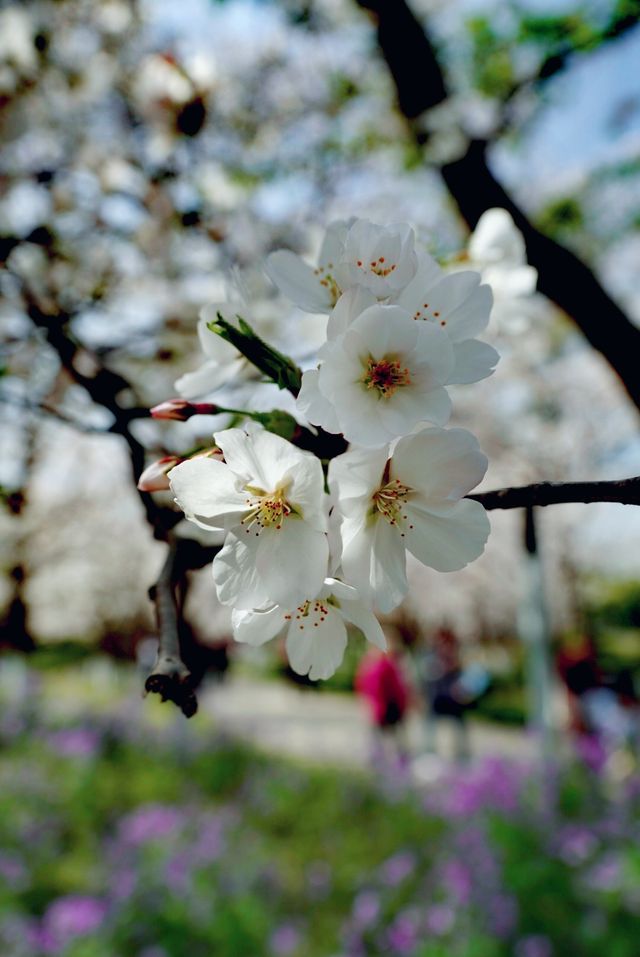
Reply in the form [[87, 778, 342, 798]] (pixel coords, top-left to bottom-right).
[[151, 219, 499, 680]]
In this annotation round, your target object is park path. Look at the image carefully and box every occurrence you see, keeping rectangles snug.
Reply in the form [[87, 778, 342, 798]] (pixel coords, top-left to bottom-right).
[[8, 658, 541, 773], [199, 675, 537, 770]]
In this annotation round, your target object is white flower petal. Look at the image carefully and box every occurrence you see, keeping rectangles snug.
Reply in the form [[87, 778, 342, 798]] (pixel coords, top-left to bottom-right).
[[319, 219, 350, 265], [213, 428, 272, 489], [254, 520, 328, 608], [392, 249, 444, 313], [319, 310, 453, 447], [469, 208, 527, 268], [168, 458, 246, 529], [450, 339, 499, 385], [297, 369, 342, 434], [484, 264, 537, 299], [317, 346, 363, 397], [322, 577, 358, 601], [403, 497, 490, 572], [403, 271, 492, 342], [327, 513, 344, 575], [213, 532, 270, 609], [326, 286, 377, 339], [339, 597, 386, 650], [392, 428, 488, 502], [335, 396, 398, 446], [286, 607, 347, 680], [370, 518, 409, 612], [348, 304, 419, 357], [341, 518, 408, 613], [284, 453, 328, 533], [339, 518, 375, 597], [175, 358, 240, 400], [336, 219, 418, 297], [231, 605, 286, 646], [329, 447, 388, 511], [412, 321, 455, 384], [265, 249, 334, 313], [440, 280, 493, 342], [215, 427, 322, 502], [376, 385, 451, 437]]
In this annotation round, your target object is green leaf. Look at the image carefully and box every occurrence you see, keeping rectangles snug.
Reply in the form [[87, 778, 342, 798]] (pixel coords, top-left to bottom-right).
[[209, 314, 302, 396]]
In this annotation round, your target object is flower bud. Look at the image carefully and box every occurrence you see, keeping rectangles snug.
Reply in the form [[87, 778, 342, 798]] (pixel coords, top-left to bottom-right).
[[150, 398, 220, 421], [137, 456, 181, 492]]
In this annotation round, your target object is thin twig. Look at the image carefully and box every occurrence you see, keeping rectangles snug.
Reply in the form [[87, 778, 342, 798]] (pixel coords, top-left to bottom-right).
[[468, 476, 640, 511]]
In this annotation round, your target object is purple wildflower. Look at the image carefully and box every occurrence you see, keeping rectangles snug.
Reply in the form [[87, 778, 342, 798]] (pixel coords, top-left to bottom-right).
[[270, 922, 301, 955], [515, 934, 553, 957], [40, 895, 107, 952], [119, 804, 183, 846]]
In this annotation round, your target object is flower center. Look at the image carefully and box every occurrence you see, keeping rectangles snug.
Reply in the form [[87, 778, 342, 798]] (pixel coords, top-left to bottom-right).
[[313, 262, 341, 305], [284, 598, 331, 630], [356, 255, 397, 278], [361, 356, 411, 398], [242, 485, 292, 534], [372, 477, 412, 526]]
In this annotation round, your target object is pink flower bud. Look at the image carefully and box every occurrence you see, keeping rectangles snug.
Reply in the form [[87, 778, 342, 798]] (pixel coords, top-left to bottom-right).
[[150, 399, 220, 421], [137, 456, 182, 491]]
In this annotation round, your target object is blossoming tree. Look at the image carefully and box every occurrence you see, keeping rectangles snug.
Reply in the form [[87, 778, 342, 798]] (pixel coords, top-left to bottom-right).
[[1, 0, 639, 719], [140, 214, 640, 714]]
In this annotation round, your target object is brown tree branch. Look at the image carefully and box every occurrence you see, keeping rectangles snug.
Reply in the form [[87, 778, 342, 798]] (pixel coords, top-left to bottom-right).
[[468, 476, 640, 511], [19, 287, 179, 539], [0, 393, 111, 435], [145, 539, 198, 718], [354, 0, 640, 413], [440, 140, 640, 413], [502, 6, 640, 112]]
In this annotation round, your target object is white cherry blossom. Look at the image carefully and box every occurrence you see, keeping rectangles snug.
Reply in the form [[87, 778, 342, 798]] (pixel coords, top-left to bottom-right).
[[468, 208, 537, 299], [317, 255, 498, 387], [168, 428, 328, 610], [232, 578, 386, 681], [466, 208, 538, 334], [265, 218, 419, 314], [175, 303, 251, 400], [333, 219, 418, 299], [300, 303, 454, 447], [265, 220, 350, 314], [329, 428, 490, 613], [393, 252, 499, 385]]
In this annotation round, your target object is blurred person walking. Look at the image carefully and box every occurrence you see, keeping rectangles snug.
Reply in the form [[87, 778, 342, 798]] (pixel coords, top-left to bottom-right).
[[558, 635, 639, 761], [418, 628, 489, 763], [355, 645, 410, 770]]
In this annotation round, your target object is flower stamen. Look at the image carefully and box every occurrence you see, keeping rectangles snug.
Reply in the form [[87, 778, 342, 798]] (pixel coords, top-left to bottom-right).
[[294, 598, 330, 628], [372, 477, 412, 526], [241, 486, 292, 534], [357, 255, 397, 278], [313, 264, 341, 305], [361, 356, 411, 398]]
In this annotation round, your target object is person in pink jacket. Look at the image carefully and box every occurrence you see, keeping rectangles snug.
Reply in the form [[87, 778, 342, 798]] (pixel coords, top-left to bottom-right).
[[356, 648, 410, 765]]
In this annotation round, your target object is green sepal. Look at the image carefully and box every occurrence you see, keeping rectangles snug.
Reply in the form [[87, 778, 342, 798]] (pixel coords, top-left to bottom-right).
[[248, 409, 299, 441], [208, 313, 302, 396]]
